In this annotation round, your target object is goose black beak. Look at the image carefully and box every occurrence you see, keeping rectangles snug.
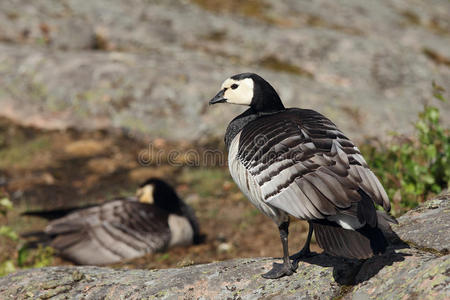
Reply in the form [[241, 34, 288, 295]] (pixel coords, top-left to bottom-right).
[[209, 89, 227, 105]]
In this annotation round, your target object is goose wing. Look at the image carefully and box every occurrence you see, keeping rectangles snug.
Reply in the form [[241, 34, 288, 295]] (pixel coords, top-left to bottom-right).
[[236, 108, 390, 223], [45, 199, 171, 264], [22, 196, 136, 220]]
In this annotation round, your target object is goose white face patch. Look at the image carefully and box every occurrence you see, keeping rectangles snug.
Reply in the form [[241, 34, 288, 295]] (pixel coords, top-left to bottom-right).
[[137, 184, 154, 204], [221, 78, 254, 105]]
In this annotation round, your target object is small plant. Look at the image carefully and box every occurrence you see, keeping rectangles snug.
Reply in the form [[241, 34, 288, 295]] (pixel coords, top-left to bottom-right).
[[0, 193, 54, 277], [362, 83, 449, 215], [0, 196, 18, 276]]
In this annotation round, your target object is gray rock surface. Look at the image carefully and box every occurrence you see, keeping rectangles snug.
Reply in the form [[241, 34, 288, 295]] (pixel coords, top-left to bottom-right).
[[0, 195, 448, 299], [393, 191, 450, 254], [0, 0, 449, 142]]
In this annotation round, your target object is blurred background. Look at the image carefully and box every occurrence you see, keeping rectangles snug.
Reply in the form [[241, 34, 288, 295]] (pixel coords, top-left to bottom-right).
[[0, 0, 449, 275]]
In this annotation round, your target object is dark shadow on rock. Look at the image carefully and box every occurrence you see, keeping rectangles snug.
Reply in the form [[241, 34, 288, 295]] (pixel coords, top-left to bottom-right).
[[297, 231, 410, 285], [298, 249, 407, 285]]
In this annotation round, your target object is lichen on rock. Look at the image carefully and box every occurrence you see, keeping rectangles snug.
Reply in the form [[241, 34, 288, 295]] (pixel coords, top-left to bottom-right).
[[0, 194, 448, 299]]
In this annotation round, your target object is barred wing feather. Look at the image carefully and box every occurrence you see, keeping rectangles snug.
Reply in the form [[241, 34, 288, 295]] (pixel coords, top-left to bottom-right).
[[45, 200, 171, 264], [236, 108, 390, 223]]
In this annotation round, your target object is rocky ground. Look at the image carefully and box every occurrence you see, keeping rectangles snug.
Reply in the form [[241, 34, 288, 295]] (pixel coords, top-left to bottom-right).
[[0, 0, 449, 142], [0, 194, 448, 299]]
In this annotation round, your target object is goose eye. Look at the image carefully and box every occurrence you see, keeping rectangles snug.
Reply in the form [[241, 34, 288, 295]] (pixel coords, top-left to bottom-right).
[[231, 84, 238, 90]]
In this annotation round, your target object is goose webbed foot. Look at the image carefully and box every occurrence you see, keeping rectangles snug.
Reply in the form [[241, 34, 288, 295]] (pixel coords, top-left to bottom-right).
[[262, 260, 297, 279], [290, 248, 317, 269], [290, 247, 316, 260]]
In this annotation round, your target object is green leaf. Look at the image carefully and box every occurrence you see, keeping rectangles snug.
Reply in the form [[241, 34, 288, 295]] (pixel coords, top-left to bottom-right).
[[432, 81, 447, 102], [431, 184, 442, 194], [0, 260, 16, 277], [17, 246, 29, 267], [157, 253, 170, 262], [404, 183, 416, 194], [425, 145, 437, 160], [0, 226, 18, 241], [422, 174, 435, 185], [434, 93, 447, 102], [426, 107, 440, 123], [31, 246, 54, 268], [0, 198, 13, 215]]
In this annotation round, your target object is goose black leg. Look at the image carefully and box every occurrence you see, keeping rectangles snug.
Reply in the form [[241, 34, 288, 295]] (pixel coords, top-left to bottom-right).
[[262, 220, 297, 279], [290, 222, 315, 259], [290, 222, 316, 269]]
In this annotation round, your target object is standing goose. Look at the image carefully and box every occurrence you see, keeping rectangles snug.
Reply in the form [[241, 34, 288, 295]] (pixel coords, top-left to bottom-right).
[[22, 178, 200, 265], [209, 73, 397, 279]]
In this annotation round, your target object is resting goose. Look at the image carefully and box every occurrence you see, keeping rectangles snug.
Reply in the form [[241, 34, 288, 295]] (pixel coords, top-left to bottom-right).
[[209, 73, 396, 279], [23, 178, 200, 265]]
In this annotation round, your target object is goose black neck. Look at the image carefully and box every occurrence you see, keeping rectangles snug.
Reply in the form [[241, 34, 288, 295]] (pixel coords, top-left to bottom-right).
[[250, 75, 285, 113], [251, 91, 285, 112]]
